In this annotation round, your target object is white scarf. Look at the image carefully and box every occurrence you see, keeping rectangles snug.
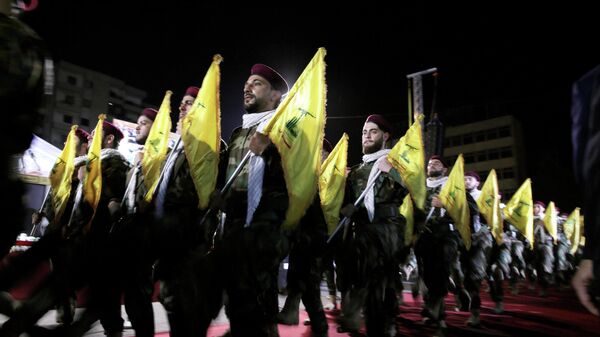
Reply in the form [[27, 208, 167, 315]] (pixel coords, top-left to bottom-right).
[[362, 149, 390, 222], [244, 109, 276, 226], [426, 176, 448, 217], [242, 110, 276, 129]]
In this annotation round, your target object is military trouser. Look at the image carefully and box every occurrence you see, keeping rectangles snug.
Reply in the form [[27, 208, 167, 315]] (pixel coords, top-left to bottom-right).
[[535, 243, 555, 289], [489, 243, 512, 303], [460, 228, 492, 311], [415, 229, 459, 322], [220, 219, 290, 337], [336, 216, 404, 336], [283, 231, 328, 334]]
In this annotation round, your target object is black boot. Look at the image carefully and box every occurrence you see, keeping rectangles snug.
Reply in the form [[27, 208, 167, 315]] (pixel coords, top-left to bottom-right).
[[277, 291, 301, 325]]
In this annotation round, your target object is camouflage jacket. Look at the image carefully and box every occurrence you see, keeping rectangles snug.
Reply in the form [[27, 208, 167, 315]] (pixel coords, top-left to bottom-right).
[[345, 160, 407, 224], [70, 149, 131, 236], [0, 13, 48, 157], [419, 176, 480, 238], [219, 125, 288, 225]]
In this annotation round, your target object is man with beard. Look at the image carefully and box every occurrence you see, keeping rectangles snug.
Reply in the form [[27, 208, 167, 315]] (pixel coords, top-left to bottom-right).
[[532, 201, 554, 297], [459, 171, 492, 326], [214, 64, 290, 337], [335, 114, 407, 337], [414, 155, 468, 337], [150, 86, 223, 337], [116, 107, 159, 337]]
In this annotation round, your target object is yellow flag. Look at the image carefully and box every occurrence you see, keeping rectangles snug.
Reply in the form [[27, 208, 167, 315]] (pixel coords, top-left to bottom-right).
[[181, 55, 222, 209], [543, 201, 558, 243], [503, 178, 534, 247], [438, 154, 471, 249], [387, 114, 426, 210], [477, 169, 503, 245], [49, 125, 78, 224], [399, 194, 414, 247], [261, 48, 327, 229], [580, 215, 586, 248], [319, 133, 348, 234], [83, 114, 105, 228], [564, 207, 580, 255], [143, 91, 173, 202]]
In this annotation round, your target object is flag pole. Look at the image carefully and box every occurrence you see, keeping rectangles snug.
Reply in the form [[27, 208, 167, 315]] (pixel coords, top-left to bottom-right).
[[206, 150, 252, 250], [327, 170, 382, 244], [30, 187, 52, 235]]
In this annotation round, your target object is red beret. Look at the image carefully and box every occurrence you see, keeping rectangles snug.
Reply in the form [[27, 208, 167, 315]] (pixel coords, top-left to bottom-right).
[[141, 108, 158, 121], [103, 121, 124, 141], [185, 86, 199, 98], [251, 64, 289, 93], [429, 155, 448, 168], [534, 201, 546, 208], [365, 114, 393, 134], [465, 171, 480, 181], [323, 138, 333, 153], [75, 128, 90, 142]]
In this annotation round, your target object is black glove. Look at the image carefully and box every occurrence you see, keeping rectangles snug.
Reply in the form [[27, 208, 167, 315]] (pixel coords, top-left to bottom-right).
[[208, 190, 226, 212], [340, 204, 358, 219]]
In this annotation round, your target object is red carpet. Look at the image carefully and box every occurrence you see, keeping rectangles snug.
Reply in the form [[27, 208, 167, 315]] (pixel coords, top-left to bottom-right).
[[156, 284, 600, 337], [6, 259, 600, 337]]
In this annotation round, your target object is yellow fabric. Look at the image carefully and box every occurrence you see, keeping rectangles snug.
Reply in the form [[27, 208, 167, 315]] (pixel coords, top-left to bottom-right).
[[319, 133, 348, 234], [564, 207, 580, 255], [143, 91, 173, 202], [503, 178, 534, 247], [399, 193, 414, 247], [261, 48, 327, 229], [83, 114, 105, 229], [387, 114, 426, 210], [477, 169, 503, 245], [438, 154, 471, 249], [49, 125, 78, 225], [543, 201, 558, 243], [181, 55, 222, 210]]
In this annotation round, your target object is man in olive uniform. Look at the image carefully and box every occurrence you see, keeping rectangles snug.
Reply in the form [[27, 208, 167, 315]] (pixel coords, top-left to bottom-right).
[[277, 140, 333, 337], [215, 63, 290, 337], [533, 201, 554, 297], [151, 86, 222, 337], [414, 155, 479, 337], [460, 171, 493, 326], [116, 107, 159, 337], [336, 114, 407, 337], [66, 121, 132, 337]]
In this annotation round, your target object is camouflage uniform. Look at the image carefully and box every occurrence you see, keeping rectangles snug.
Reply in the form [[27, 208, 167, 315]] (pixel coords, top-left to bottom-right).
[[414, 177, 479, 325], [218, 124, 290, 337], [458, 190, 493, 323], [277, 196, 328, 337], [152, 146, 221, 337], [0, 11, 49, 257], [336, 160, 407, 336], [533, 217, 555, 294], [554, 221, 572, 286], [68, 149, 131, 336]]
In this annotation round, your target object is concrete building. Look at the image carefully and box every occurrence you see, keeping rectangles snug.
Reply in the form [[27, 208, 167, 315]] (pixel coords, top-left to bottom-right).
[[443, 115, 526, 199], [35, 61, 148, 148]]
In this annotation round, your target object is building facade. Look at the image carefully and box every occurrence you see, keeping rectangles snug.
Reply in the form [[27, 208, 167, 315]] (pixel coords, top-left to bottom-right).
[[35, 61, 148, 148], [443, 115, 526, 199]]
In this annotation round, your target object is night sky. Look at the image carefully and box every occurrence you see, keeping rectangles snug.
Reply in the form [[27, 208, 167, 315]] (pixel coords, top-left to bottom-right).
[[21, 1, 599, 211]]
